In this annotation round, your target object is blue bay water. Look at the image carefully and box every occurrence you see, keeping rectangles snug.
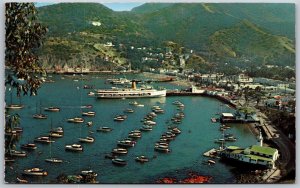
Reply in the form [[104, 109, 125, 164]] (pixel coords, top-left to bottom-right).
[[5, 74, 257, 183]]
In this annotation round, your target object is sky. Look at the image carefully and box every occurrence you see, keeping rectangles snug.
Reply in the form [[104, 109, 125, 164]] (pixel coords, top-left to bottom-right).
[[35, 2, 145, 11]]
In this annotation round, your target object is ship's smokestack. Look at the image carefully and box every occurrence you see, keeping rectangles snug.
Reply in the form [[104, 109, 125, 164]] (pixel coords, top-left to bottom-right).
[[132, 81, 137, 90]]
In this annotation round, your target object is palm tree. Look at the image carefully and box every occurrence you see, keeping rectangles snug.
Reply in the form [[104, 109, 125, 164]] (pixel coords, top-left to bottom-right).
[[5, 114, 21, 155]]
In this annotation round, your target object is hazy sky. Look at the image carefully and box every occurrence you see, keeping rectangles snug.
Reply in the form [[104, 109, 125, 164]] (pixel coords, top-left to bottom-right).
[[35, 2, 145, 11]]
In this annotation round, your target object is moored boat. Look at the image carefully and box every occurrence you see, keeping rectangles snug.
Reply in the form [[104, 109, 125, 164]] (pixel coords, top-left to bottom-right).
[[65, 144, 83, 152], [97, 127, 113, 132], [154, 145, 171, 153], [5, 104, 24, 109], [34, 136, 55, 144], [117, 140, 135, 148], [44, 107, 60, 112], [21, 144, 37, 150], [78, 136, 95, 143], [124, 108, 134, 113], [33, 114, 48, 119], [112, 158, 127, 166], [140, 125, 153, 131], [135, 155, 149, 163], [112, 148, 128, 155], [9, 150, 27, 157], [49, 132, 63, 138], [51, 127, 64, 134], [128, 132, 142, 139], [81, 170, 97, 177], [82, 111, 96, 116], [22, 168, 48, 176], [67, 117, 84, 123], [45, 158, 63, 163], [16, 177, 28, 183]]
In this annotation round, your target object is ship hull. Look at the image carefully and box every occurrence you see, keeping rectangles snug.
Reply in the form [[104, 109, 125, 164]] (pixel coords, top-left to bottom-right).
[[96, 90, 166, 99]]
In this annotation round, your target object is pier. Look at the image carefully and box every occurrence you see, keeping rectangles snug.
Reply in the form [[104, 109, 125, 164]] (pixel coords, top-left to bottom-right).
[[203, 148, 218, 157]]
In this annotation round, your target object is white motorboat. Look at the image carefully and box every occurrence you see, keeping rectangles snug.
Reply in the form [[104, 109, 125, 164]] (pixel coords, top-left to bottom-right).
[[135, 155, 149, 163], [33, 114, 48, 119], [34, 136, 55, 144], [21, 144, 37, 150], [45, 158, 63, 163], [9, 150, 27, 157], [67, 117, 84, 123], [112, 148, 128, 155], [44, 107, 60, 112], [78, 136, 95, 143], [65, 144, 83, 152], [22, 168, 48, 176], [82, 111, 96, 116], [97, 127, 113, 132], [112, 158, 127, 166], [49, 132, 63, 138]]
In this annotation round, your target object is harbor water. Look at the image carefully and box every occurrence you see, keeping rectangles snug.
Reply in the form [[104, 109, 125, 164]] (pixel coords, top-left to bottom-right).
[[5, 74, 257, 183]]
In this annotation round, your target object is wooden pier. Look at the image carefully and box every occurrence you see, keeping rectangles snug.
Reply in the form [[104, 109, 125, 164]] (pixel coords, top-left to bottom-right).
[[203, 148, 218, 157]]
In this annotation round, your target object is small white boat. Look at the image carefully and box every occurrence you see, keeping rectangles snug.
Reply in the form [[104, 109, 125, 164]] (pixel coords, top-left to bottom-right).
[[81, 105, 93, 109], [34, 136, 55, 144], [135, 155, 149, 163], [208, 160, 216, 164], [117, 140, 135, 148], [9, 150, 27, 157], [5, 104, 24, 109], [112, 148, 128, 155], [78, 136, 95, 143], [16, 177, 28, 183], [45, 158, 63, 163], [82, 111, 96, 116], [49, 132, 63, 138], [112, 158, 127, 166], [44, 107, 60, 112], [128, 132, 142, 139], [33, 114, 48, 119], [81, 170, 97, 177], [67, 117, 84, 123], [22, 168, 48, 176], [13, 127, 23, 133], [65, 144, 83, 151], [51, 127, 63, 134], [154, 145, 171, 153], [97, 127, 113, 132], [144, 120, 156, 125], [88, 92, 95, 96], [86, 121, 93, 126], [129, 101, 138, 105], [140, 125, 153, 131], [136, 104, 144, 107], [21, 144, 37, 150], [124, 108, 134, 113]]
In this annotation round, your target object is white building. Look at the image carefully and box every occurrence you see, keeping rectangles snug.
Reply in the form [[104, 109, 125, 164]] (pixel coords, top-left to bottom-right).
[[236, 74, 253, 83]]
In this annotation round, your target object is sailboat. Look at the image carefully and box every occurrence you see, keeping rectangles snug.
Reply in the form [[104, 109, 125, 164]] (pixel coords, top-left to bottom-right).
[[5, 88, 24, 109], [33, 101, 48, 119], [45, 119, 63, 163]]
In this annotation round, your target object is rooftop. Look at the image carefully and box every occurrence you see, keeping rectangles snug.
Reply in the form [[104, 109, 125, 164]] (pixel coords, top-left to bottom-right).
[[249, 145, 278, 156], [244, 154, 273, 162], [222, 113, 234, 117]]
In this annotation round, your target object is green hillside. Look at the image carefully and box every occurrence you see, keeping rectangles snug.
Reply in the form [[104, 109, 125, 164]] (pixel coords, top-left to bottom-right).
[[209, 20, 295, 65], [35, 3, 295, 70]]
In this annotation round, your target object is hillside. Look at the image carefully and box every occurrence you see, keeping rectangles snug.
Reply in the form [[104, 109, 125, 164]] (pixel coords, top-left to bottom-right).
[[209, 20, 295, 65], [36, 3, 295, 71]]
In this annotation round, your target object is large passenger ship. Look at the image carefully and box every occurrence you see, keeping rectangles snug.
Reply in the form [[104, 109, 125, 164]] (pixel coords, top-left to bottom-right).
[[95, 81, 166, 99]]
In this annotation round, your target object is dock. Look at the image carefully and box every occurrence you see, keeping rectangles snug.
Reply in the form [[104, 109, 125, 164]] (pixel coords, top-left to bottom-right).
[[203, 148, 218, 157]]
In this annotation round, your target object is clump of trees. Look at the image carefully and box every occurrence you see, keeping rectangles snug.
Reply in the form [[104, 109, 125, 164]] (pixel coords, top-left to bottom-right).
[[5, 3, 47, 96]]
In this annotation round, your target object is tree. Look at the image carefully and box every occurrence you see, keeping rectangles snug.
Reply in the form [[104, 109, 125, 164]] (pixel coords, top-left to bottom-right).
[[5, 3, 47, 96]]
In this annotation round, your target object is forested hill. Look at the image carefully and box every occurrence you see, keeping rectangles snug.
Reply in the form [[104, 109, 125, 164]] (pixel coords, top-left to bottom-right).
[[36, 3, 295, 70]]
